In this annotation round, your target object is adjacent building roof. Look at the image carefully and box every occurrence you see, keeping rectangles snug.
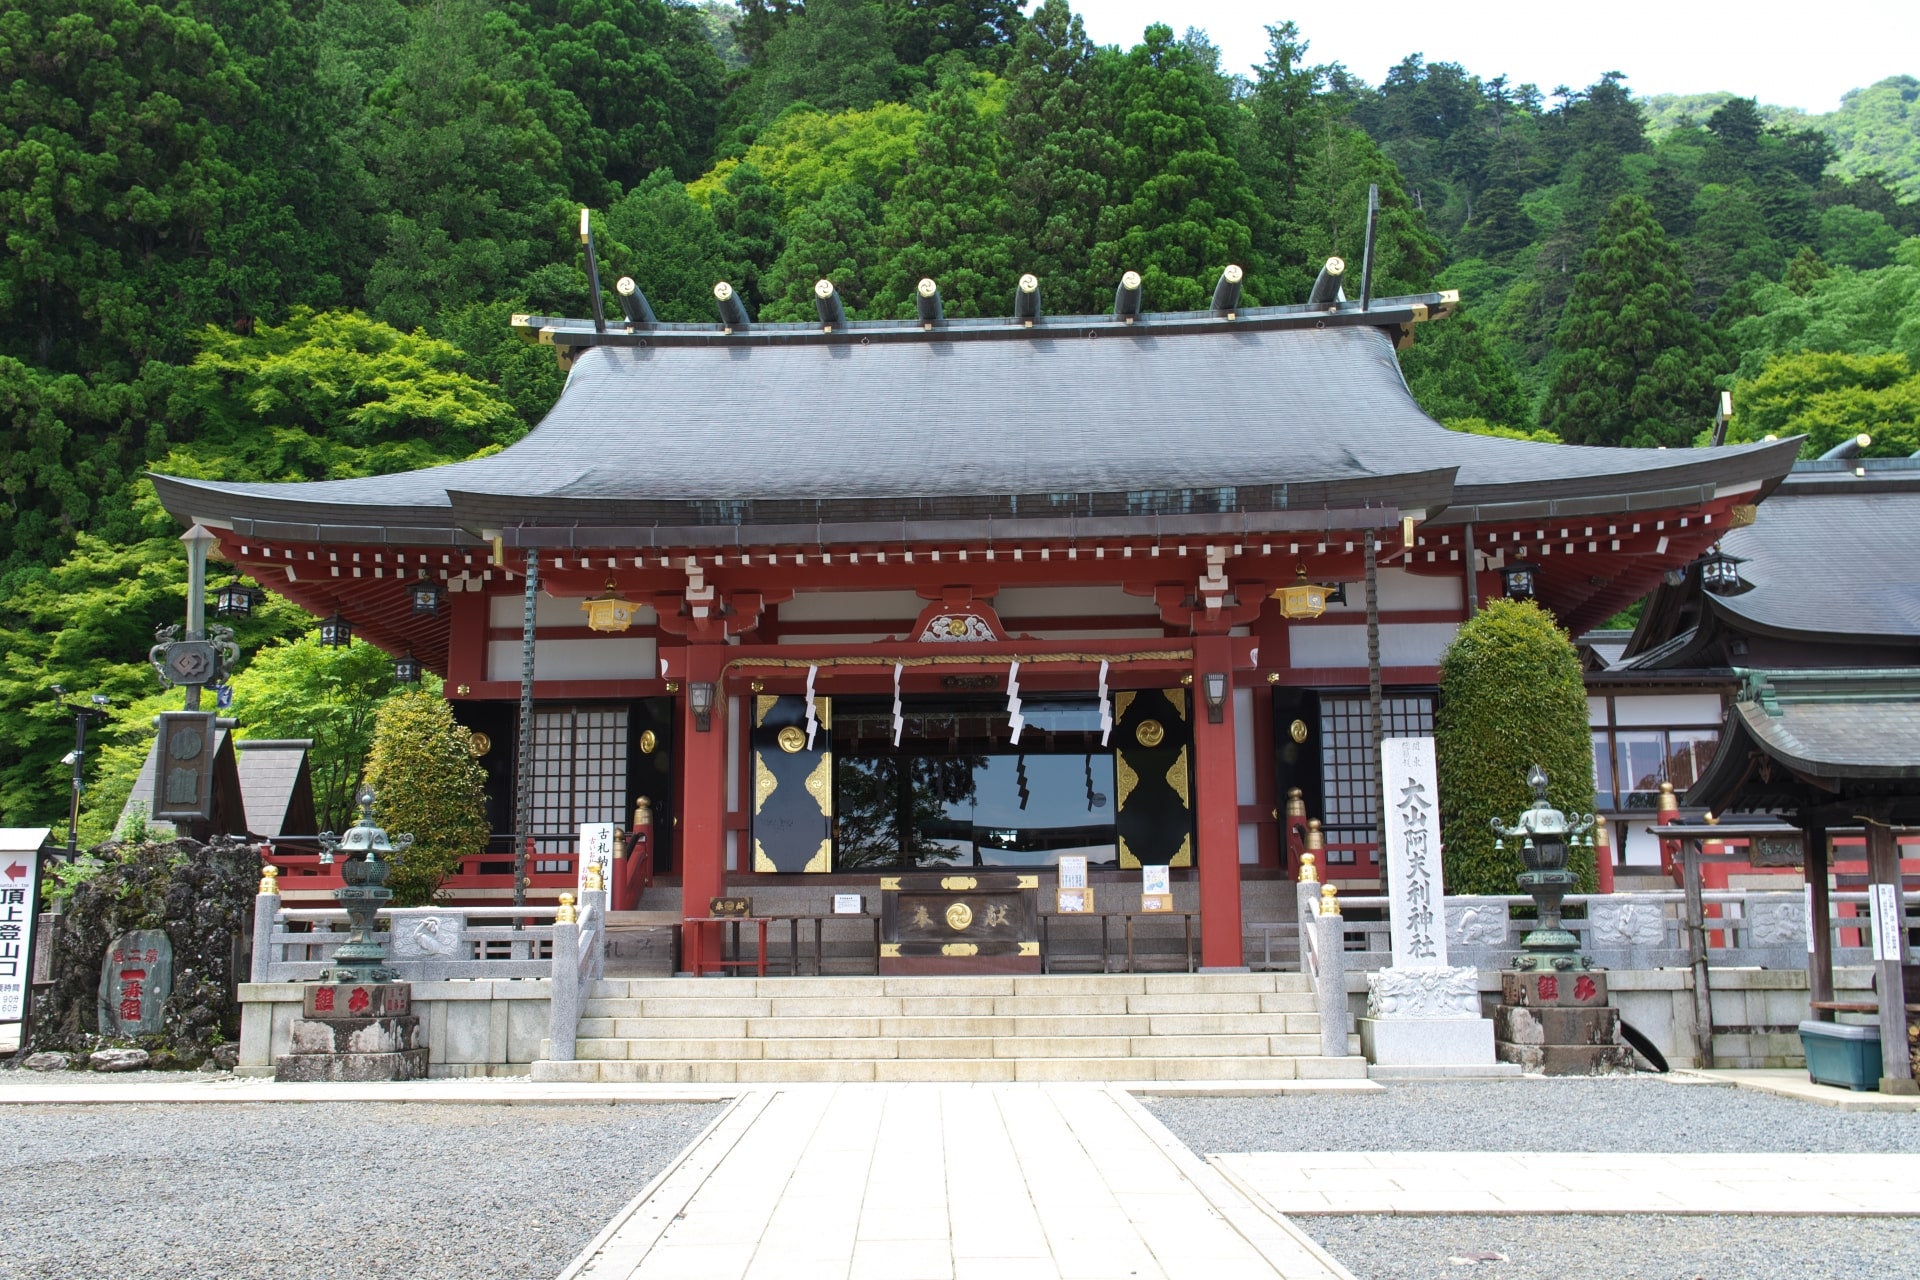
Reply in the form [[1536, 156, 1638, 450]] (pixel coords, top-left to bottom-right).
[[232, 739, 316, 839], [149, 296, 1799, 545], [1620, 462, 1920, 671], [1686, 668, 1920, 818]]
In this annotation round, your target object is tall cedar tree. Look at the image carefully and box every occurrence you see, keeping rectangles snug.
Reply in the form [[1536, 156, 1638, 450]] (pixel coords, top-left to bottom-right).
[[874, 77, 1015, 318], [760, 184, 883, 321], [1092, 27, 1267, 312], [998, 0, 1115, 314], [710, 162, 786, 313], [752, 0, 899, 125], [1539, 195, 1718, 447]]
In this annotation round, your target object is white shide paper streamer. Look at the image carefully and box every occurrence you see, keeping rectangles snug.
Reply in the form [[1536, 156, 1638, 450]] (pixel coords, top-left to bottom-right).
[[804, 664, 819, 749], [892, 663, 904, 747], [1097, 660, 1112, 746], [1006, 660, 1024, 745]]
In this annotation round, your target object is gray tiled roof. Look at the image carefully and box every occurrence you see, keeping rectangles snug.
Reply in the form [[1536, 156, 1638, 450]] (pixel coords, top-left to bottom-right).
[[1714, 491, 1920, 641], [232, 739, 313, 838], [150, 321, 1797, 534]]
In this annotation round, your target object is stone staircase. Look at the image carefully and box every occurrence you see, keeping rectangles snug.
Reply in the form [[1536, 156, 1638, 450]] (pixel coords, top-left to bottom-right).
[[531, 973, 1364, 1084]]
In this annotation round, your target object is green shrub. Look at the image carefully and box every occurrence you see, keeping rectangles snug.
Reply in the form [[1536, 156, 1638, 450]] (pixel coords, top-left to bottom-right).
[[360, 691, 489, 907], [1436, 598, 1597, 896]]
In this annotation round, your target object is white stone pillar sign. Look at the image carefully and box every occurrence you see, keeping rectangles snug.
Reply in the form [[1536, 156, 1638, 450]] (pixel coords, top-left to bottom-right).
[[1380, 736, 1447, 969]]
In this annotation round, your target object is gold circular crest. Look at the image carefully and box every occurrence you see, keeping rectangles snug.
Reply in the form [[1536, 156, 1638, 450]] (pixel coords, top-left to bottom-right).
[[638, 729, 658, 755], [467, 730, 491, 758], [945, 902, 973, 931], [776, 726, 806, 754], [1135, 719, 1165, 748], [1289, 719, 1309, 744]]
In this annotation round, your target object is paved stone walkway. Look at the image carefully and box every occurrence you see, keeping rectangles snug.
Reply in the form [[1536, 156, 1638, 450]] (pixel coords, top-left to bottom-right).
[[1215, 1151, 1920, 1215], [560, 1083, 1354, 1280]]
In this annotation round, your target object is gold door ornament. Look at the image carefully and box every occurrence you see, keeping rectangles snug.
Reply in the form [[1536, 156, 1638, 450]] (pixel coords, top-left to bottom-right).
[[1135, 719, 1165, 747], [945, 902, 974, 931]]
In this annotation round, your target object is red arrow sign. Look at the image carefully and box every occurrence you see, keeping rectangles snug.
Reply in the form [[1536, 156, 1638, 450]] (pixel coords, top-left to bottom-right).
[[3, 862, 25, 880]]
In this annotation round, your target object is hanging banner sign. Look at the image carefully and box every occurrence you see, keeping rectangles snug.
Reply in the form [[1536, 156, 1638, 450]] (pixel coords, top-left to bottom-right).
[[0, 832, 47, 1023], [578, 822, 618, 895]]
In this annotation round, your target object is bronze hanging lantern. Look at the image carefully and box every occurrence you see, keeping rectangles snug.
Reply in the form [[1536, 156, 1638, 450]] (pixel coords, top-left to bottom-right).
[[1272, 563, 1332, 620], [581, 577, 639, 633], [317, 612, 353, 647]]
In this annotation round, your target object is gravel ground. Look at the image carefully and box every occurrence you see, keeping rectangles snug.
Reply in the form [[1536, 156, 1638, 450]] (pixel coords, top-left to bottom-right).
[[0, 1101, 722, 1280], [1144, 1077, 1920, 1153], [1148, 1080, 1920, 1280], [1294, 1214, 1920, 1280]]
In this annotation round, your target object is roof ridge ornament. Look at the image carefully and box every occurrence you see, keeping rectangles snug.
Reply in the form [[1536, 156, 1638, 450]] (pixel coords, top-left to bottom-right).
[[714, 280, 749, 332], [1014, 273, 1041, 327], [814, 278, 847, 331], [615, 275, 657, 328], [1115, 271, 1143, 323], [1211, 265, 1242, 318], [916, 278, 943, 328]]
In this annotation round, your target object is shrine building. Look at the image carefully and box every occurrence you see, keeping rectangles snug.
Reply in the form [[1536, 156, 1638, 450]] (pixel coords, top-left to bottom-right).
[[151, 267, 1800, 968]]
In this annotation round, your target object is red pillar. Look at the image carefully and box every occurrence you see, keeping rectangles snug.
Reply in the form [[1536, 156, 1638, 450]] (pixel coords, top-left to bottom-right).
[[678, 645, 728, 972], [1192, 635, 1244, 968]]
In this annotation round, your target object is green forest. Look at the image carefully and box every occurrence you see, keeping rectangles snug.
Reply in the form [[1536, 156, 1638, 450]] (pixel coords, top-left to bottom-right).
[[3, 0, 1918, 842]]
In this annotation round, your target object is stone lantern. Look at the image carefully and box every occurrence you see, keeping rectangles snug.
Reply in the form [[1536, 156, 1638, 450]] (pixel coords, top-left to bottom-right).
[[1490, 764, 1595, 972], [316, 786, 414, 983]]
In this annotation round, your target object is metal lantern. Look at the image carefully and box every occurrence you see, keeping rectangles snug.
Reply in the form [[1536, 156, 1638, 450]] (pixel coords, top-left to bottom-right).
[[1501, 562, 1540, 600], [317, 612, 353, 647], [1696, 546, 1745, 595], [1272, 564, 1332, 620], [409, 577, 444, 617], [393, 651, 421, 684], [214, 579, 260, 618], [580, 578, 638, 633], [1490, 765, 1596, 972]]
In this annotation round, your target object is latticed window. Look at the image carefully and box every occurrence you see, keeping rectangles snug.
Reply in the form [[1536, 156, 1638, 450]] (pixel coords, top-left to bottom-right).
[[529, 705, 628, 853], [1318, 695, 1436, 863]]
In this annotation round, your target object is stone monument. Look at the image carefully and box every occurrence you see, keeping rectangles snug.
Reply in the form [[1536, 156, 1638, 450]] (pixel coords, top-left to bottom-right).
[[97, 929, 172, 1037], [274, 789, 429, 1082], [1489, 766, 1634, 1075], [1359, 737, 1504, 1074]]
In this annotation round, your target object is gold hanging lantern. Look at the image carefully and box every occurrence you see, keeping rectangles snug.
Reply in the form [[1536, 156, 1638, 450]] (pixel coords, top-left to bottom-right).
[[1271, 563, 1332, 620], [581, 577, 639, 633]]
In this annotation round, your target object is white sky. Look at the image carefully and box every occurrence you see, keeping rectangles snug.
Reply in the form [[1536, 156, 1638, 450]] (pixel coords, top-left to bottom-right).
[[1072, 0, 1918, 114]]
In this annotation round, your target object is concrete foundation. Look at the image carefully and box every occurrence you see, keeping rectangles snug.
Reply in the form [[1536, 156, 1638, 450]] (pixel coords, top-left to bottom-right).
[[1360, 1015, 1497, 1067]]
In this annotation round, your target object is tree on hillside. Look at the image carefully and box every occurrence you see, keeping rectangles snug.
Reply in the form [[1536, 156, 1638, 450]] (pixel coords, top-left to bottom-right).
[[601, 172, 746, 322], [873, 75, 1016, 318], [1539, 195, 1718, 446], [709, 162, 787, 313], [361, 689, 488, 907], [1435, 598, 1597, 897], [1091, 25, 1268, 312], [884, 0, 1026, 74], [999, 0, 1115, 314], [760, 184, 884, 321], [1724, 350, 1920, 457], [751, 0, 899, 124], [1398, 312, 1532, 431]]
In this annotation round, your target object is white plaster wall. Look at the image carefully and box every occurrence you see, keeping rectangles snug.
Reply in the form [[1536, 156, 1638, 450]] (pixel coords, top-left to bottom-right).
[[486, 636, 657, 681], [1326, 567, 1463, 614], [488, 593, 658, 629], [780, 590, 923, 622], [1288, 622, 1460, 669], [994, 586, 1160, 618], [1613, 693, 1725, 725]]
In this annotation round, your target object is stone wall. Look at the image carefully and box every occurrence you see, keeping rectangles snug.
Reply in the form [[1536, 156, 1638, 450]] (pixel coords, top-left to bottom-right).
[[1345, 965, 1878, 1069], [23, 838, 258, 1069], [235, 980, 550, 1077]]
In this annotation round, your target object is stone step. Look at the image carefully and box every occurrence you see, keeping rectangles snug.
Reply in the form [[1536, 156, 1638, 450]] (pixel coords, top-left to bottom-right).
[[572, 1030, 1327, 1062], [582, 973, 1312, 999], [530, 1054, 1370, 1085], [579, 991, 1321, 1022]]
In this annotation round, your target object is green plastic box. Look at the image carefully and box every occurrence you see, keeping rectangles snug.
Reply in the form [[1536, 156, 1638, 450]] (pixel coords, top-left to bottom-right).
[[1798, 1019, 1883, 1091]]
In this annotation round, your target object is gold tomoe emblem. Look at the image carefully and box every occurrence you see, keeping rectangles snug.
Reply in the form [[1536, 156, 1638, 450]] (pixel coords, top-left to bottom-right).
[[1135, 719, 1165, 748], [945, 902, 974, 931], [776, 726, 806, 753], [1289, 719, 1308, 744], [638, 729, 657, 755]]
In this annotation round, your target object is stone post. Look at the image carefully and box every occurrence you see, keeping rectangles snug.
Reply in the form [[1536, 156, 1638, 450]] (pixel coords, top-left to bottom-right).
[[549, 893, 580, 1063], [251, 865, 280, 983], [1315, 883, 1348, 1058]]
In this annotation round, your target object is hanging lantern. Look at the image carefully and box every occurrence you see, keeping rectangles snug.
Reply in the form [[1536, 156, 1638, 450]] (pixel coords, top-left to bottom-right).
[[1501, 562, 1540, 601], [214, 579, 260, 618], [317, 612, 353, 647], [408, 577, 445, 617], [1695, 545, 1745, 595], [393, 651, 421, 684], [1271, 564, 1332, 620], [580, 577, 638, 633]]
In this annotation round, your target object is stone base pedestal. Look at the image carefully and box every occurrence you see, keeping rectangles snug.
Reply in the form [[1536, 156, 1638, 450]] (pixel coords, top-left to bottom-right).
[[1361, 1015, 1497, 1066], [1495, 970, 1634, 1076], [274, 982, 430, 1083]]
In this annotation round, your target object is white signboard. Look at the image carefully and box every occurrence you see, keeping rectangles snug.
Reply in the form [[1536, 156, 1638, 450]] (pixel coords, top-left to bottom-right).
[[1871, 883, 1904, 963], [1141, 865, 1171, 896], [1057, 855, 1088, 890], [832, 893, 863, 915], [1380, 737, 1447, 969], [1804, 884, 1819, 955], [578, 821, 618, 896], [0, 831, 47, 1023]]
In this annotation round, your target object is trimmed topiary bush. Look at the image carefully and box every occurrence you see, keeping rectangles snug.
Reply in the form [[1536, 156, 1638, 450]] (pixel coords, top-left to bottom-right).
[[360, 690, 489, 907], [1436, 598, 1597, 896]]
